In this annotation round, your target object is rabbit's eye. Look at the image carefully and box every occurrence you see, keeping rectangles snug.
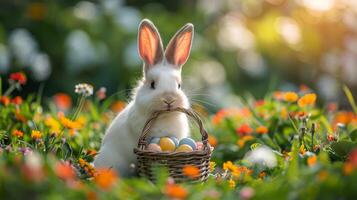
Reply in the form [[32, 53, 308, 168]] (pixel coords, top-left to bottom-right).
[[150, 81, 155, 89], [178, 83, 181, 89]]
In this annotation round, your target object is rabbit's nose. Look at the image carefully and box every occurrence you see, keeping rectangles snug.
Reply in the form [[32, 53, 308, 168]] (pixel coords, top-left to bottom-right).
[[162, 96, 175, 105]]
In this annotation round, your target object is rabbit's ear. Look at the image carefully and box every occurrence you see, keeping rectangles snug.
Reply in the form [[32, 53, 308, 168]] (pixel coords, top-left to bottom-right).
[[138, 19, 164, 67], [165, 23, 194, 67]]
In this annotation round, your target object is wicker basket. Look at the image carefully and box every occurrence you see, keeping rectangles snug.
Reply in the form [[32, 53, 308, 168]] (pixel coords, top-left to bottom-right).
[[134, 107, 213, 182]]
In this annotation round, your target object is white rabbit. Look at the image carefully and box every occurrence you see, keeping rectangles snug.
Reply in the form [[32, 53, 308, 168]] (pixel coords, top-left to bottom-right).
[[94, 19, 194, 177]]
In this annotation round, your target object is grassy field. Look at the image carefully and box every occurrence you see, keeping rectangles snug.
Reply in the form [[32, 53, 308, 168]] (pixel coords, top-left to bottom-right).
[[0, 72, 357, 200]]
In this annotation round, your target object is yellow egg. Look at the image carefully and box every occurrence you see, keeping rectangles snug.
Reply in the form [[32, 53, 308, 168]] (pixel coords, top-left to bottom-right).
[[159, 137, 176, 152], [146, 143, 162, 152], [175, 144, 193, 152]]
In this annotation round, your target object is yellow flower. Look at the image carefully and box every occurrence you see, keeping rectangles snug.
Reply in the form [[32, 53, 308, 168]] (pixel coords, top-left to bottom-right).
[[228, 179, 236, 188], [298, 93, 317, 107], [299, 144, 306, 155], [236, 135, 254, 148], [182, 165, 200, 179], [256, 126, 268, 134], [223, 161, 240, 177], [284, 92, 299, 102], [209, 161, 216, 172], [12, 130, 24, 138], [307, 155, 317, 167], [45, 117, 61, 134], [31, 130, 42, 140], [280, 106, 288, 120], [60, 116, 83, 130]]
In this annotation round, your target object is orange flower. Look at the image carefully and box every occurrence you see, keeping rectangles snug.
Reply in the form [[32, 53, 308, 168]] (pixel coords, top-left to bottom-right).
[[284, 92, 298, 102], [0, 96, 10, 106], [332, 111, 355, 129], [53, 93, 72, 111], [55, 161, 76, 181], [258, 171, 267, 179], [236, 123, 253, 136], [237, 135, 254, 148], [223, 161, 240, 177], [208, 135, 218, 147], [280, 106, 288, 120], [110, 101, 126, 113], [94, 169, 118, 190], [256, 126, 268, 134], [307, 155, 317, 167], [183, 165, 200, 179], [79, 158, 96, 177], [273, 91, 284, 101], [10, 72, 27, 85], [298, 93, 317, 107], [15, 110, 27, 122], [86, 149, 97, 157], [31, 130, 42, 140], [11, 96, 23, 105], [165, 184, 188, 199], [12, 130, 24, 138], [343, 162, 354, 175], [212, 108, 241, 125], [299, 84, 310, 92], [60, 116, 82, 130]]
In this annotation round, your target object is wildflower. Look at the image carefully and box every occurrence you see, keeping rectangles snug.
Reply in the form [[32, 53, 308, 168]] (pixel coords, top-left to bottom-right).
[[209, 161, 216, 172], [343, 162, 354, 175], [273, 91, 284, 100], [208, 135, 218, 147], [0, 96, 10, 106], [31, 130, 42, 140], [94, 169, 117, 190], [298, 93, 317, 107], [45, 117, 61, 134], [96, 87, 107, 100], [332, 111, 355, 129], [165, 184, 188, 199], [60, 116, 82, 130], [79, 158, 96, 177], [236, 123, 253, 136], [182, 165, 200, 179], [228, 179, 236, 188], [75, 83, 93, 97], [256, 126, 268, 134], [15, 110, 27, 122], [11, 96, 23, 105], [258, 171, 266, 179], [237, 135, 254, 148], [284, 92, 298, 102], [86, 149, 97, 157], [53, 93, 72, 111], [240, 186, 255, 200], [10, 72, 27, 85], [280, 106, 288, 120], [307, 155, 317, 167], [298, 145, 306, 156], [327, 134, 335, 142], [55, 161, 76, 181], [110, 101, 126, 113], [12, 130, 24, 138], [211, 108, 241, 125], [223, 161, 240, 177], [254, 100, 265, 107]]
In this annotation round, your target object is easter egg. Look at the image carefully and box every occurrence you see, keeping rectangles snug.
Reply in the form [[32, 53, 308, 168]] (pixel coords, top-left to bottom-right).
[[169, 136, 179, 147], [149, 137, 160, 144], [175, 144, 193, 152], [146, 143, 162, 152], [159, 137, 176, 152], [179, 138, 197, 150], [196, 141, 203, 150]]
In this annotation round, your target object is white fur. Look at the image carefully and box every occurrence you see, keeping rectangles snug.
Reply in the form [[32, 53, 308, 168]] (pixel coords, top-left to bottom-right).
[[94, 64, 190, 177]]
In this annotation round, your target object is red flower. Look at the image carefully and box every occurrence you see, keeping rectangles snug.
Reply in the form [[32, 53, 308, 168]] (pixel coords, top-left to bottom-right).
[[0, 96, 10, 106], [348, 148, 357, 167], [236, 123, 253, 136], [11, 96, 23, 105], [10, 72, 27, 85], [327, 134, 335, 142], [53, 93, 72, 111]]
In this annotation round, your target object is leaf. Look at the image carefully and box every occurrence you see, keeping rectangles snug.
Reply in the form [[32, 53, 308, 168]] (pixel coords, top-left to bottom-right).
[[343, 85, 357, 114], [350, 129, 357, 142], [329, 141, 357, 159]]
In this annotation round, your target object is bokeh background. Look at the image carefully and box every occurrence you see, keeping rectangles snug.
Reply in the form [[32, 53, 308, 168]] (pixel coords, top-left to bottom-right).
[[0, 0, 356, 109]]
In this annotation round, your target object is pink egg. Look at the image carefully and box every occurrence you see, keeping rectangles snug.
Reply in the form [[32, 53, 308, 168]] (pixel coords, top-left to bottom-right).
[[146, 143, 162, 152], [196, 141, 203, 150]]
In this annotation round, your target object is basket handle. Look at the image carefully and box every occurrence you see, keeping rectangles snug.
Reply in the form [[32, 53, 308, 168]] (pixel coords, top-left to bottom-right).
[[137, 107, 209, 150]]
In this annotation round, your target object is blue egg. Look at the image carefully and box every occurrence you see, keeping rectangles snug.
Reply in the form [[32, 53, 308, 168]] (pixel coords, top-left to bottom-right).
[[169, 136, 179, 147], [149, 137, 160, 144], [179, 138, 196, 150]]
